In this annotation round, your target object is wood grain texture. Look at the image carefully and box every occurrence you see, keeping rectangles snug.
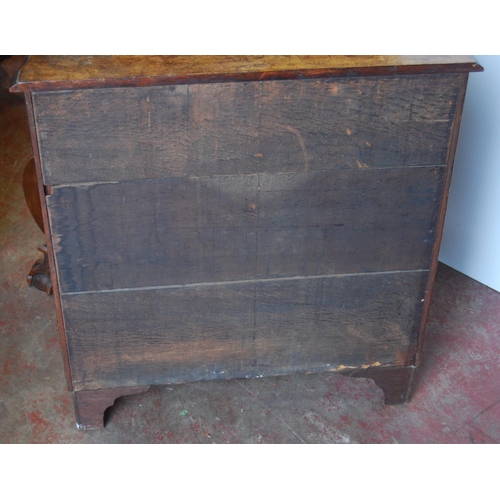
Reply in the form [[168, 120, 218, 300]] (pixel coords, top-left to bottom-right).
[[33, 74, 460, 185], [62, 271, 427, 391], [11, 55, 482, 92], [48, 166, 444, 294]]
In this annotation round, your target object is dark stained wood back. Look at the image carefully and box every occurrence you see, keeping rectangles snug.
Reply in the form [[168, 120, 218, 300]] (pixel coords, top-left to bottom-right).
[[33, 74, 461, 185]]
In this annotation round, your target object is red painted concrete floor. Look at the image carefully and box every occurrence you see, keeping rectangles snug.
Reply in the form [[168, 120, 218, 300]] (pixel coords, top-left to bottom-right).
[[1, 57, 500, 444]]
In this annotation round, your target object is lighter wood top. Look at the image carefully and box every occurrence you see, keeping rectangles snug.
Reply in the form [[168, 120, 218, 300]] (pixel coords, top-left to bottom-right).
[[11, 55, 482, 92]]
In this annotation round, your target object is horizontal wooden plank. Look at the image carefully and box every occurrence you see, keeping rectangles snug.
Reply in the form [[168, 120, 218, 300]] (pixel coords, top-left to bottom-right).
[[47, 167, 445, 293], [63, 271, 428, 391], [256, 167, 445, 278], [11, 55, 482, 92], [34, 74, 460, 184]]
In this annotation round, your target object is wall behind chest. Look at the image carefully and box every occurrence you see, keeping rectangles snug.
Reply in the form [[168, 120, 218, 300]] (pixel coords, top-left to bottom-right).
[[439, 55, 500, 292]]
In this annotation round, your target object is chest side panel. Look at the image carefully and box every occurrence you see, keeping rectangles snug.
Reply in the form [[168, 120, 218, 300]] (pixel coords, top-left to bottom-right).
[[33, 74, 461, 184]]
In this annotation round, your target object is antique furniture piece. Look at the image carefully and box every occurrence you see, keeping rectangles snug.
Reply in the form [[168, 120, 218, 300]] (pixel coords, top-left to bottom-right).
[[11, 56, 482, 429]]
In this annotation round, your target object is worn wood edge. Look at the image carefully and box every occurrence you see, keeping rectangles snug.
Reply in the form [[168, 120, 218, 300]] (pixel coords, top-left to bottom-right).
[[72, 357, 415, 391], [10, 56, 484, 92], [74, 386, 151, 430], [24, 92, 73, 391], [414, 73, 471, 367], [9, 55, 29, 92]]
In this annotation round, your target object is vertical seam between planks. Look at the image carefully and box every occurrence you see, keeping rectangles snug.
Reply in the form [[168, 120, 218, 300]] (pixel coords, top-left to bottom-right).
[[253, 174, 261, 352], [254, 82, 263, 355]]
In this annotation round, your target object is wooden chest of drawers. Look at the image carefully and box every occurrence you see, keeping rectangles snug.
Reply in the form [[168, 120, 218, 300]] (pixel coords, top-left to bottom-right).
[[12, 56, 482, 429]]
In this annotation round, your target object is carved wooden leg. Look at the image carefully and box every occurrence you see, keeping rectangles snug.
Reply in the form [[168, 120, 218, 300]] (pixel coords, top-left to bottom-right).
[[22, 158, 44, 232], [73, 386, 151, 430], [23, 158, 54, 293], [347, 366, 415, 404], [27, 245, 52, 295]]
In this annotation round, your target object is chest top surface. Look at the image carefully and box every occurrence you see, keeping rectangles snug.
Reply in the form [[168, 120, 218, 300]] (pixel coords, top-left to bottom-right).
[[11, 55, 482, 92]]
